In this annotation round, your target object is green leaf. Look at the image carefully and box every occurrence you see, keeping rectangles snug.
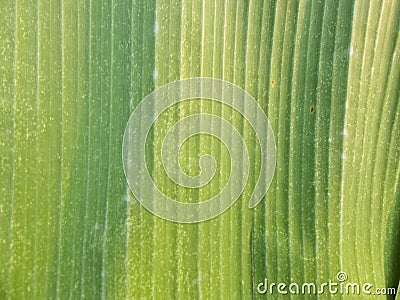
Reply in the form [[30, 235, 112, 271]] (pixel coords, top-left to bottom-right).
[[0, 0, 399, 299]]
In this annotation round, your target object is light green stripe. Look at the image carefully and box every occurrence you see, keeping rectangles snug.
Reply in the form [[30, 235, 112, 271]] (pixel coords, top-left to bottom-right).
[[0, 1, 16, 298], [12, 1, 38, 298]]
